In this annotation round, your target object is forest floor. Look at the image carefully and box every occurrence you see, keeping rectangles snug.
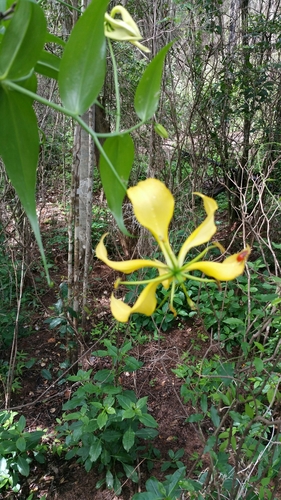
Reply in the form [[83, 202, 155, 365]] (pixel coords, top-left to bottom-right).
[[3, 205, 219, 500]]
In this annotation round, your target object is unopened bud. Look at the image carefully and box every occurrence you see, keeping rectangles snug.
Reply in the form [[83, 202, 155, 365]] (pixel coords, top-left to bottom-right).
[[154, 123, 168, 139]]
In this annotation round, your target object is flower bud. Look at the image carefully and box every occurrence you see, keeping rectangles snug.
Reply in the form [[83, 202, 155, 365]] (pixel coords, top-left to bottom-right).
[[154, 123, 169, 138]]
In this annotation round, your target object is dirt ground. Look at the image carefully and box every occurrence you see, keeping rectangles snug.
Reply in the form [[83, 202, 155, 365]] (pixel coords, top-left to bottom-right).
[[2, 215, 215, 500]]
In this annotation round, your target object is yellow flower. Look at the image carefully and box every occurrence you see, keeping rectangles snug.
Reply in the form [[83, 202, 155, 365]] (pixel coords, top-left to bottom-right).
[[104, 6, 150, 53], [96, 178, 251, 322]]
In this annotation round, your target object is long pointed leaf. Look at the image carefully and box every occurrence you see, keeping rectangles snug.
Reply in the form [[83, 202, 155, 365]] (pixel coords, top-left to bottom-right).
[[0, 0, 46, 81], [99, 134, 134, 234], [0, 85, 49, 280], [59, 0, 108, 115], [134, 42, 173, 121]]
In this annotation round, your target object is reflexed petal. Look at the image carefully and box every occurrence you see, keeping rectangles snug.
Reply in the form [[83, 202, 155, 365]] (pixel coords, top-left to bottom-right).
[[110, 294, 132, 322], [130, 40, 151, 53], [127, 178, 174, 246], [110, 281, 159, 322], [178, 193, 218, 266], [187, 246, 251, 281], [96, 234, 165, 273]]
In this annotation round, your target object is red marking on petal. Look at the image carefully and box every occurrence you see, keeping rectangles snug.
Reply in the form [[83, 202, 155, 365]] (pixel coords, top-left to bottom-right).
[[237, 250, 249, 262]]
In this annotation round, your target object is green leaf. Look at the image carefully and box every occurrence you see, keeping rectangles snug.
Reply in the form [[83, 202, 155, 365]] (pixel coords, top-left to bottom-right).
[[135, 428, 158, 439], [121, 463, 138, 483], [17, 415, 26, 432], [41, 369, 52, 380], [16, 437, 26, 452], [200, 394, 208, 413], [166, 467, 186, 496], [106, 469, 114, 489], [58, 0, 107, 115], [132, 492, 157, 500], [134, 42, 173, 121], [99, 134, 134, 235], [97, 411, 108, 429], [45, 32, 66, 47], [123, 427, 135, 452], [35, 50, 60, 80], [210, 405, 220, 428], [139, 413, 158, 428], [0, 0, 46, 81], [223, 317, 244, 326], [186, 413, 204, 423], [89, 439, 102, 462], [0, 86, 49, 281], [254, 357, 264, 374], [17, 456, 30, 477], [117, 394, 134, 410]]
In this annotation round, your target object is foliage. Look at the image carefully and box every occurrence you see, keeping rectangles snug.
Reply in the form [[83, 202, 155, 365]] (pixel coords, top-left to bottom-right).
[[187, 258, 279, 352], [56, 340, 158, 494], [132, 467, 190, 499], [0, 411, 45, 493]]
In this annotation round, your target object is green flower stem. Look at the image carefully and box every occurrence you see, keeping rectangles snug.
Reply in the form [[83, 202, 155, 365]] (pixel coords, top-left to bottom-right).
[[108, 39, 121, 132], [181, 283, 197, 310], [117, 272, 173, 287], [182, 273, 216, 283], [158, 240, 178, 270], [181, 246, 214, 270]]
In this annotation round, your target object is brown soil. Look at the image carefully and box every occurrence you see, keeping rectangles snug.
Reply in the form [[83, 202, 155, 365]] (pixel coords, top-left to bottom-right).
[[1, 212, 215, 500]]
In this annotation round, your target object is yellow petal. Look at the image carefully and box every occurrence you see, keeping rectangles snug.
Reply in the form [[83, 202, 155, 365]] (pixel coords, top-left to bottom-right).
[[187, 246, 251, 281], [96, 234, 166, 273], [110, 281, 159, 322], [104, 13, 141, 40], [130, 40, 151, 53], [178, 193, 218, 266], [110, 6, 142, 37], [104, 6, 151, 53], [127, 178, 174, 246], [110, 294, 132, 322]]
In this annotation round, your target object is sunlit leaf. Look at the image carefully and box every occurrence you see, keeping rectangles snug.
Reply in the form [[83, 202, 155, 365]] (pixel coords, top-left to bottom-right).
[[99, 134, 134, 234], [59, 0, 107, 115], [134, 41, 173, 120], [17, 456, 30, 477]]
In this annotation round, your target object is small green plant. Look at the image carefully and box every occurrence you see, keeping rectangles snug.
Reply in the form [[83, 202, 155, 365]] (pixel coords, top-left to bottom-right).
[[161, 448, 185, 472], [56, 341, 158, 494], [0, 411, 46, 494], [132, 467, 195, 499]]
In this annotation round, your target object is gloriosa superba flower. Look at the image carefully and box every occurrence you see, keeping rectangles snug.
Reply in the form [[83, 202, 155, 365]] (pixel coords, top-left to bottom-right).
[[96, 178, 251, 323], [104, 6, 150, 53]]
